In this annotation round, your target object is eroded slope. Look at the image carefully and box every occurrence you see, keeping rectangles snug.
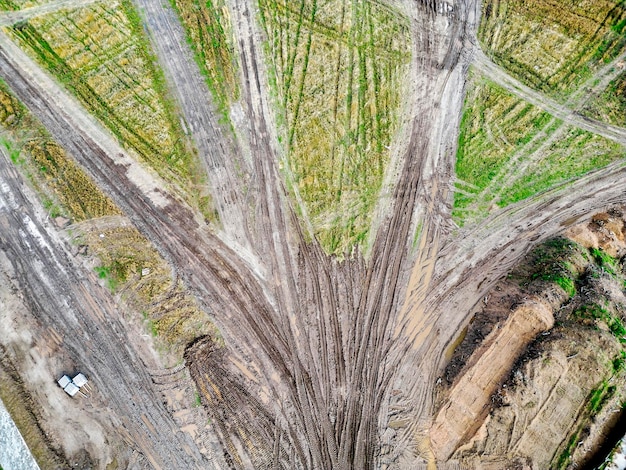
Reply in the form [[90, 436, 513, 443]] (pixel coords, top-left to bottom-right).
[[437, 210, 626, 469]]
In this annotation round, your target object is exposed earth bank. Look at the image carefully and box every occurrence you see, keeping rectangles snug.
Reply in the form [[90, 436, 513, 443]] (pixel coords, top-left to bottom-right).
[[436, 208, 626, 469], [4, 207, 626, 469]]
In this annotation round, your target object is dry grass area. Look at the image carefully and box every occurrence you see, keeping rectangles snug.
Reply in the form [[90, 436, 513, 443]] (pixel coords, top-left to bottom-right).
[[259, 0, 411, 253], [26, 140, 122, 220], [9, 0, 196, 187], [79, 225, 217, 358], [1, 78, 213, 360], [0, 0, 49, 10], [480, 0, 626, 100], [169, 0, 239, 119], [0, 78, 120, 221]]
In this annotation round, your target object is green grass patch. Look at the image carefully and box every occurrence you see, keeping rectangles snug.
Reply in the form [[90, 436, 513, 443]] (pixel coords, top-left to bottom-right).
[[453, 72, 556, 225], [94, 264, 120, 292], [588, 379, 616, 414], [510, 236, 586, 294], [555, 427, 581, 470], [499, 127, 626, 206], [547, 274, 576, 297], [258, 0, 411, 254], [612, 351, 626, 373], [590, 247, 619, 275], [576, 303, 611, 322], [575, 302, 626, 343]]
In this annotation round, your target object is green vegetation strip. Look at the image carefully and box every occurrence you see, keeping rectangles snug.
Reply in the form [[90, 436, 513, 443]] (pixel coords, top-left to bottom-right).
[[453, 73, 553, 223], [527, 237, 586, 296], [576, 302, 626, 343], [454, 72, 626, 226], [498, 128, 625, 207], [0, 0, 34, 10], [169, 0, 239, 122]]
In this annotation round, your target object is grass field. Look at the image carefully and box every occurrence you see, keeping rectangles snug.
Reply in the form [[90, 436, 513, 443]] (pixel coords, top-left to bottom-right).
[[169, 0, 239, 121], [453, 69, 626, 226], [498, 127, 625, 206], [453, 72, 554, 222], [9, 0, 196, 188], [479, 0, 626, 101], [258, 0, 411, 254], [582, 69, 626, 127]]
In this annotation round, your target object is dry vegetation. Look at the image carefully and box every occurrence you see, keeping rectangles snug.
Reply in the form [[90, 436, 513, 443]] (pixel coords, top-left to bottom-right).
[[258, 0, 411, 253], [0, 0, 49, 10], [169, 0, 239, 119], [0, 77, 120, 221], [77, 225, 217, 359], [479, 0, 626, 101], [8, 0, 196, 187], [1, 78, 213, 361]]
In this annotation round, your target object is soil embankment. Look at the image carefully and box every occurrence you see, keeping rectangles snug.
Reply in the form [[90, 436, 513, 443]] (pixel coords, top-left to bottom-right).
[[435, 208, 626, 469]]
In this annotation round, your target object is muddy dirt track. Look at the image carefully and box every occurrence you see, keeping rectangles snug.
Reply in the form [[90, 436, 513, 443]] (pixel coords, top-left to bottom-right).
[[1, 0, 626, 468], [0, 148, 210, 469]]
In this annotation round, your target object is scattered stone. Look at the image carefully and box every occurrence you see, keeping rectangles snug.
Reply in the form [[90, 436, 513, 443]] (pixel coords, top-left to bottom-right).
[[54, 216, 71, 228]]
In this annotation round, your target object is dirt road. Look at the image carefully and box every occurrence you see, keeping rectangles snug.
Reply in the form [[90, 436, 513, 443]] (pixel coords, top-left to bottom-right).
[[0, 147, 212, 468], [473, 48, 626, 146], [1, 0, 626, 468]]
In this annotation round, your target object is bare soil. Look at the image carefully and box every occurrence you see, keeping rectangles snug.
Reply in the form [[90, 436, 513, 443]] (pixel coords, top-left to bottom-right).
[[0, 0, 626, 469], [437, 208, 626, 469]]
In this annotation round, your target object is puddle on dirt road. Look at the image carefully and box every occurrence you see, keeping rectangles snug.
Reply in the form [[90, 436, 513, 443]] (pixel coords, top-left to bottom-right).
[[599, 438, 626, 470], [0, 399, 40, 470]]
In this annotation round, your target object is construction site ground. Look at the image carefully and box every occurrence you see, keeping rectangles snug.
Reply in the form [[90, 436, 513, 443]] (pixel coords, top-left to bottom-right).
[[0, 0, 625, 468]]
